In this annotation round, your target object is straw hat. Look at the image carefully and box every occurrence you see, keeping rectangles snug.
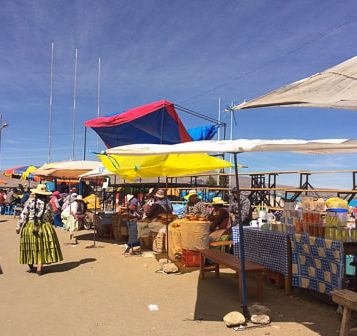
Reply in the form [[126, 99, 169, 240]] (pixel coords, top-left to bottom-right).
[[125, 194, 134, 203], [76, 195, 84, 201], [70, 193, 78, 202], [30, 184, 51, 196], [148, 187, 155, 194], [155, 189, 165, 199], [211, 197, 225, 205], [184, 189, 198, 200]]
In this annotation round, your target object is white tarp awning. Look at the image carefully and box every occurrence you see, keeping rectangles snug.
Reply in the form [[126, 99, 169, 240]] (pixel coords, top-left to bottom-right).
[[79, 165, 116, 179], [234, 56, 357, 110], [33, 160, 102, 179], [105, 138, 357, 155]]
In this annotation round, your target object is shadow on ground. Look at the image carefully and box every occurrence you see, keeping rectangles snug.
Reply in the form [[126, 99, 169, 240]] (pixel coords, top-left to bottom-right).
[[44, 258, 96, 274], [75, 231, 117, 244], [193, 271, 349, 336], [194, 272, 241, 321]]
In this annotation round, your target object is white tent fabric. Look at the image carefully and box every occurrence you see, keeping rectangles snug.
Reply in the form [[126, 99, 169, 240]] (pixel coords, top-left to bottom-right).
[[234, 56, 357, 110], [105, 139, 357, 156], [35, 160, 101, 171], [33, 160, 102, 179], [79, 165, 116, 179]]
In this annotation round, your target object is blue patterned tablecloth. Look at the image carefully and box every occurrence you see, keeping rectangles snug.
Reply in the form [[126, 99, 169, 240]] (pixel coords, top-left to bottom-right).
[[232, 226, 290, 276], [289, 233, 344, 295]]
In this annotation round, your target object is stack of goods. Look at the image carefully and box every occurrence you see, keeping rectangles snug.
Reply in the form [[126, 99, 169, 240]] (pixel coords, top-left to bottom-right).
[[151, 228, 166, 253], [144, 214, 177, 253], [168, 220, 182, 261], [281, 197, 357, 241], [137, 219, 166, 253], [148, 214, 177, 253], [281, 198, 325, 237], [279, 202, 301, 233], [180, 216, 210, 267], [136, 220, 151, 249], [324, 198, 355, 241]]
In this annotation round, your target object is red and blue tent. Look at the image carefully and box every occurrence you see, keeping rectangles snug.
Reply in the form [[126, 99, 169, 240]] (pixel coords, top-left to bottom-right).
[[4, 165, 29, 177], [84, 100, 193, 148]]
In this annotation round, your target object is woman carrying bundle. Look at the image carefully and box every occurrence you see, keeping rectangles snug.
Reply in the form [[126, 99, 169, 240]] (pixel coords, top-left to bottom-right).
[[15, 184, 63, 275]]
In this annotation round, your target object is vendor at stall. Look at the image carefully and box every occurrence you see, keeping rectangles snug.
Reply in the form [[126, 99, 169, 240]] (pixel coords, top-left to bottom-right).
[[146, 189, 173, 220], [208, 197, 229, 231], [207, 197, 230, 241], [229, 187, 252, 225], [185, 189, 206, 217], [142, 187, 156, 218]]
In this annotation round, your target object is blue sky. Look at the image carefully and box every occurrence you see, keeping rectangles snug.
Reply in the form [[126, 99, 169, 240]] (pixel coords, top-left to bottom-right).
[[1, 0, 357, 188]]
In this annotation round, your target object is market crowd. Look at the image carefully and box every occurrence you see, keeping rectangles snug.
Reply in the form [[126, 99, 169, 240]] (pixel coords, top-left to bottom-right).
[[13, 183, 251, 276]]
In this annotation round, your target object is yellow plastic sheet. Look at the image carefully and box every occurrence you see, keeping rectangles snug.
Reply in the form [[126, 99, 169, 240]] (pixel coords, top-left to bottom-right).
[[99, 153, 232, 180], [84, 194, 101, 209], [21, 165, 37, 180]]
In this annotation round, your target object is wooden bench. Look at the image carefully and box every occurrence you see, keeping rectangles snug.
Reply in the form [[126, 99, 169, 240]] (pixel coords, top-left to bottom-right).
[[199, 248, 266, 301], [332, 289, 357, 336]]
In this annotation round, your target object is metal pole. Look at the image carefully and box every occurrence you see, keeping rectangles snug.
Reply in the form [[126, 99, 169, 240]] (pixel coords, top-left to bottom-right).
[[72, 48, 78, 160], [229, 108, 233, 186], [48, 42, 54, 163], [217, 97, 221, 185], [0, 113, 3, 171], [83, 126, 87, 160], [233, 152, 249, 318], [0, 113, 8, 171], [160, 105, 165, 144], [217, 96, 221, 141], [96, 57, 101, 151]]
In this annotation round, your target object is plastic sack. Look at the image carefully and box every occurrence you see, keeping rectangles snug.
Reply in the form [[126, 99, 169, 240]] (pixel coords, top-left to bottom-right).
[[325, 197, 349, 209]]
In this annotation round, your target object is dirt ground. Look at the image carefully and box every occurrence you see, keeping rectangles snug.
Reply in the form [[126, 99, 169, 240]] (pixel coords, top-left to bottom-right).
[[0, 215, 356, 336]]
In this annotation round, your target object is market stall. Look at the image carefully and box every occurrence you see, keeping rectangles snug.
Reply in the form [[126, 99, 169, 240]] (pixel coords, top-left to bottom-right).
[[168, 217, 211, 266], [104, 138, 357, 314]]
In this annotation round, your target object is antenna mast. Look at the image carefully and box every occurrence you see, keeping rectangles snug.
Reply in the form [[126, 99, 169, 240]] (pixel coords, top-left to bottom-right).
[[72, 48, 78, 160], [48, 42, 54, 163]]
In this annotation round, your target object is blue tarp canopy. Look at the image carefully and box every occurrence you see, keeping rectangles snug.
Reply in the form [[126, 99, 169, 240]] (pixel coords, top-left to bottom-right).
[[85, 100, 193, 148]]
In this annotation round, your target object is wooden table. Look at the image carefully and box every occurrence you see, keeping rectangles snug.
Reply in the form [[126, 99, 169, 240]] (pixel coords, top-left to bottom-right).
[[332, 289, 357, 336]]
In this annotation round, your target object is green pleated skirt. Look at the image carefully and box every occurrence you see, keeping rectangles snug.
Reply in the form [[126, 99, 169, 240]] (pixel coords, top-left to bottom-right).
[[19, 220, 63, 265]]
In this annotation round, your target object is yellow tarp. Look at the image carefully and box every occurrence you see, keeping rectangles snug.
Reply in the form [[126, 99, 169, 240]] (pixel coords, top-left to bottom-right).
[[84, 194, 101, 210], [99, 153, 232, 180], [21, 165, 37, 180]]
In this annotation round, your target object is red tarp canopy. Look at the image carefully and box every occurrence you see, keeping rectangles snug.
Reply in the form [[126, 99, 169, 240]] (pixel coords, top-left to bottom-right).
[[84, 100, 192, 148]]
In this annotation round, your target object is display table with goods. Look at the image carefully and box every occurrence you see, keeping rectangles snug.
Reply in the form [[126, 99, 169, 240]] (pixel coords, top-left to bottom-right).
[[168, 216, 211, 266], [232, 226, 292, 294], [284, 197, 357, 291], [290, 232, 346, 295], [89, 211, 119, 239], [232, 196, 357, 295]]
